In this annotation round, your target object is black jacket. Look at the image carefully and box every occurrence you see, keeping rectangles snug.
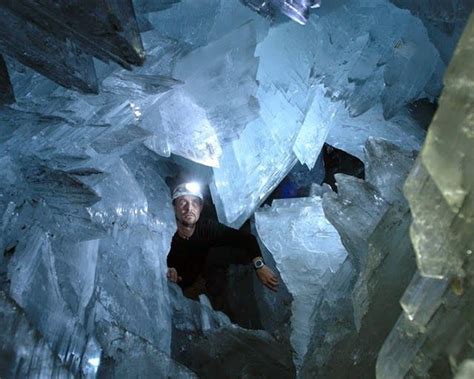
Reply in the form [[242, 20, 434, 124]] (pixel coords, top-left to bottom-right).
[[167, 218, 261, 288]]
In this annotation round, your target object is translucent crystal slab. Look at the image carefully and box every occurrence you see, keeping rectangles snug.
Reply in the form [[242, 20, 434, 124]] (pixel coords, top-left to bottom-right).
[[323, 174, 388, 271], [314, 0, 441, 119], [351, 205, 416, 332], [363, 137, 418, 203], [455, 360, 474, 379], [400, 271, 449, 328], [0, 139, 177, 375], [255, 193, 347, 367], [376, 314, 425, 379], [299, 257, 357, 378], [172, 22, 259, 145], [8, 226, 101, 376], [0, 290, 77, 378], [211, 17, 323, 227], [3, 0, 144, 68], [0, 6, 98, 93], [389, 0, 473, 64], [146, 22, 260, 167], [293, 85, 335, 169], [4, 19, 260, 171], [326, 106, 424, 162], [423, 48, 474, 214]]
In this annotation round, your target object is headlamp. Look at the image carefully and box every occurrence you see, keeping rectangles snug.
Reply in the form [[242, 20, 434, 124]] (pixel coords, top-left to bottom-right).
[[172, 182, 204, 201], [185, 182, 201, 194]]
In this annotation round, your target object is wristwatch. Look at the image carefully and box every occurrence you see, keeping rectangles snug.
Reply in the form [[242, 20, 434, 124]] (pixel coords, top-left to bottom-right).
[[253, 258, 265, 270]]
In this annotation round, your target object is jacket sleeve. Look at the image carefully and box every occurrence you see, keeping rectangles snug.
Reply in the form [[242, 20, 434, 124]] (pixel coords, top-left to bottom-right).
[[204, 219, 262, 261], [166, 238, 179, 268]]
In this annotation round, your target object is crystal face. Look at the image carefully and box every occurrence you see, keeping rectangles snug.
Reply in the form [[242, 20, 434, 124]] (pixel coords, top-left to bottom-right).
[[255, 193, 347, 367], [299, 138, 418, 378]]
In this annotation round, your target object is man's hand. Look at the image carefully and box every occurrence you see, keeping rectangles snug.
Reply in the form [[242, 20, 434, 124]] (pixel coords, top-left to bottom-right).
[[256, 266, 279, 291], [167, 267, 182, 283]]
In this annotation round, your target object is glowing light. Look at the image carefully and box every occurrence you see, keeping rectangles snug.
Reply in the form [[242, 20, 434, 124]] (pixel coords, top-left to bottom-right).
[[88, 357, 100, 368], [185, 182, 201, 194]]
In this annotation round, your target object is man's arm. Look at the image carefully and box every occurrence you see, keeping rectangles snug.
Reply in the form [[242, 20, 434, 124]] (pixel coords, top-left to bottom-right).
[[252, 257, 279, 291], [205, 220, 279, 291], [205, 219, 261, 261], [166, 240, 182, 283], [166, 267, 182, 283]]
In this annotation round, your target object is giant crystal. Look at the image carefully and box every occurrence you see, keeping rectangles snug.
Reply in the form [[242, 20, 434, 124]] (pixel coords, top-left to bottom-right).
[[255, 192, 348, 368], [300, 138, 418, 378], [377, 15, 474, 379]]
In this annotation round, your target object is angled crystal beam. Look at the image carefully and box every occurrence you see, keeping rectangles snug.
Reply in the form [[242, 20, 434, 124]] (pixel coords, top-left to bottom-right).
[[0, 5, 98, 94], [0, 55, 14, 105], [3, 0, 145, 69], [405, 14, 474, 279], [377, 14, 474, 378]]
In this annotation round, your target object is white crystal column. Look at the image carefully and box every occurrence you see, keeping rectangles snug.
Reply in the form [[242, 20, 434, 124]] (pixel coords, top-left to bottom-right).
[[255, 195, 347, 367]]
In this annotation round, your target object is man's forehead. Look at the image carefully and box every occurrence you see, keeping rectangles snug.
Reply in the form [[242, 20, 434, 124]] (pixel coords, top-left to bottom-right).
[[176, 195, 202, 203]]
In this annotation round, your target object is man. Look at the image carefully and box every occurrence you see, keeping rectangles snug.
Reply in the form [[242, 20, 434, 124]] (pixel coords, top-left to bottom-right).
[[166, 182, 279, 312]]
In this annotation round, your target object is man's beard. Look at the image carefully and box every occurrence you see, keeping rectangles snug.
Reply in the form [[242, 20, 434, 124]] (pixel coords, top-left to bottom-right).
[[177, 215, 196, 228]]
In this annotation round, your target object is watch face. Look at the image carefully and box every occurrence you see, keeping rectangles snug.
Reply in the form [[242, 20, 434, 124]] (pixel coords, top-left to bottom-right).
[[254, 259, 264, 269]]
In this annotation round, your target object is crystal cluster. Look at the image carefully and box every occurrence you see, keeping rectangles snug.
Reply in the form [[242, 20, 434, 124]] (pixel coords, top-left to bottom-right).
[[0, 0, 471, 377], [1, 0, 449, 229], [212, 0, 436, 227]]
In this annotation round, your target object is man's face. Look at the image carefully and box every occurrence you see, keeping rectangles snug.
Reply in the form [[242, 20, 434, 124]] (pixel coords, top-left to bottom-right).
[[174, 195, 203, 227]]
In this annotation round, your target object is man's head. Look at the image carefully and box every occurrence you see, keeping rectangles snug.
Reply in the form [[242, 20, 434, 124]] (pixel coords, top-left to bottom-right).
[[172, 182, 203, 227]]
